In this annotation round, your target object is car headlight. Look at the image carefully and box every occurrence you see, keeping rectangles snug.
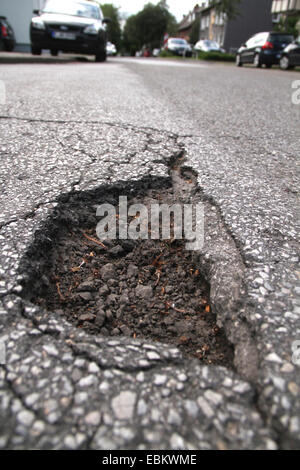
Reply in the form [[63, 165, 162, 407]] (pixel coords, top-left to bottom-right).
[[84, 24, 98, 35], [31, 17, 46, 30]]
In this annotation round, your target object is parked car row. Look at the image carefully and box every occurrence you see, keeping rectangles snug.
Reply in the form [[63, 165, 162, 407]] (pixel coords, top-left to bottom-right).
[[236, 31, 300, 70], [164, 32, 300, 71], [0, 15, 15, 51], [164, 38, 226, 57]]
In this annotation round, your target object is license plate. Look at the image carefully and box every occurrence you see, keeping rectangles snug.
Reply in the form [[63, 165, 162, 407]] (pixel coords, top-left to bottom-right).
[[52, 31, 76, 40]]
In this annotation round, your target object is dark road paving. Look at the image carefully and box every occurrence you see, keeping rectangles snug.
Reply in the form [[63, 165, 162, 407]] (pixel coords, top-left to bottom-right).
[[0, 58, 299, 449]]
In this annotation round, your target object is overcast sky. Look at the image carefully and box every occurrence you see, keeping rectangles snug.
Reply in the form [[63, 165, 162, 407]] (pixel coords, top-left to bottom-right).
[[114, 1, 199, 22]]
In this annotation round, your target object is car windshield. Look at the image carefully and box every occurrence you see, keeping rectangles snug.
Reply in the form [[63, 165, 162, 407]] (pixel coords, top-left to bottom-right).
[[207, 41, 219, 48], [170, 39, 187, 45], [43, 0, 101, 19], [270, 34, 294, 44]]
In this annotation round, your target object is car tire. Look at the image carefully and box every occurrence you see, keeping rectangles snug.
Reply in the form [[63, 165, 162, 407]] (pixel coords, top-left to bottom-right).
[[236, 54, 243, 67], [280, 55, 292, 70], [265, 63, 272, 68], [95, 47, 106, 62], [253, 53, 261, 68], [31, 45, 42, 56], [51, 50, 58, 57]]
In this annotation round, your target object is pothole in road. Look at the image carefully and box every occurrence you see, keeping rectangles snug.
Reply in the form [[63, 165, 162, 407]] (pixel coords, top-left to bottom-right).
[[20, 175, 234, 368]]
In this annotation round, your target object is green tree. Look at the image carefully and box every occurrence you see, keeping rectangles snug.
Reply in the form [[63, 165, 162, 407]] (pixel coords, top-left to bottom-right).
[[100, 4, 122, 50], [123, 2, 177, 55], [190, 17, 200, 45], [212, 0, 242, 20], [275, 14, 300, 37]]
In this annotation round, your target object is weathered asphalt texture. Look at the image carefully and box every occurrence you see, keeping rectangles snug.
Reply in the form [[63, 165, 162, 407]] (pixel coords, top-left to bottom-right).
[[0, 58, 299, 449]]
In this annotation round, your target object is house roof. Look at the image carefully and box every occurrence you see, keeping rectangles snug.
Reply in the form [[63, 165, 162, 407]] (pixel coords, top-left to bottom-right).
[[178, 4, 201, 31]]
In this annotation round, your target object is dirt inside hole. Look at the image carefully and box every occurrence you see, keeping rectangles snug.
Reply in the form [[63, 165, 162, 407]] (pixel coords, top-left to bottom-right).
[[26, 186, 234, 368]]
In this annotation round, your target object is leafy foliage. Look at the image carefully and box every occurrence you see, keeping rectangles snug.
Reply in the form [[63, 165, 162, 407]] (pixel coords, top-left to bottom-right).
[[196, 51, 235, 61], [274, 14, 300, 38], [190, 17, 200, 45], [100, 3, 122, 50], [123, 2, 177, 55], [212, 0, 242, 20]]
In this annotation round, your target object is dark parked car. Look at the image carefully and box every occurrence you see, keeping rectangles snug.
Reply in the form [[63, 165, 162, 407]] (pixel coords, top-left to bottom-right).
[[0, 16, 15, 52], [30, 0, 110, 62], [236, 32, 294, 68], [280, 38, 300, 70]]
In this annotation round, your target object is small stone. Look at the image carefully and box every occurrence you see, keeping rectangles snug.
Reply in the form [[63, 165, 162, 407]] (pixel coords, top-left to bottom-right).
[[119, 325, 131, 336], [204, 390, 223, 405], [43, 344, 58, 356], [79, 313, 94, 322], [111, 391, 136, 420], [272, 376, 285, 391], [184, 400, 198, 417], [88, 362, 100, 374], [168, 409, 182, 426], [281, 363, 294, 373], [288, 382, 299, 396], [135, 284, 153, 300], [197, 397, 214, 418], [233, 382, 251, 394], [127, 264, 138, 277], [17, 410, 35, 427], [178, 373, 188, 382], [78, 375, 96, 388], [111, 328, 120, 336], [265, 353, 283, 364], [101, 264, 116, 281], [64, 435, 77, 449], [95, 310, 105, 327], [85, 411, 101, 426], [146, 351, 160, 361], [154, 374, 167, 386], [99, 285, 110, 296], [25, 393, 39, 407], [77, 281, 95, 292], [170, 434, 185, 450], [137, 399, 148, 415], [79, 292, 93, 301]]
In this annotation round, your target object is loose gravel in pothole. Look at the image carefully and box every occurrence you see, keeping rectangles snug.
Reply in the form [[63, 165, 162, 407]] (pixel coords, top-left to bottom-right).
[[28, 188, 234, 368]]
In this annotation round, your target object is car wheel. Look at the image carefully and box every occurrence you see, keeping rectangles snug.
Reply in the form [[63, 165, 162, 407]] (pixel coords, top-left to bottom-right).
[[51, 50, 58, 57], [265, 63, 272, 68], [280, 55, 291, 70], [95, 47, 106, 62], [31, 45, 42, 56], [253, 53, 261, 68], [236, 54, 243, 67]]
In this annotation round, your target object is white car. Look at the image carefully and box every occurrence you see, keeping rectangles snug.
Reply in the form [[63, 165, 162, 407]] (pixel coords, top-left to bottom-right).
[[194, 40, 224, 53], [165, 38, 192, 57], [106, 41, 116, 56]]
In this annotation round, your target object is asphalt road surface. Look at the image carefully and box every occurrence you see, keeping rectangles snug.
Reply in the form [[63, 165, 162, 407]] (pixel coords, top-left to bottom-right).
[[0, 57, 299, 449]]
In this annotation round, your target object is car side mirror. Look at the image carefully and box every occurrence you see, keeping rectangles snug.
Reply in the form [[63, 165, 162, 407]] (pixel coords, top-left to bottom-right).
[[102, 17, 111, 24], [33, 9, 40, 15]]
